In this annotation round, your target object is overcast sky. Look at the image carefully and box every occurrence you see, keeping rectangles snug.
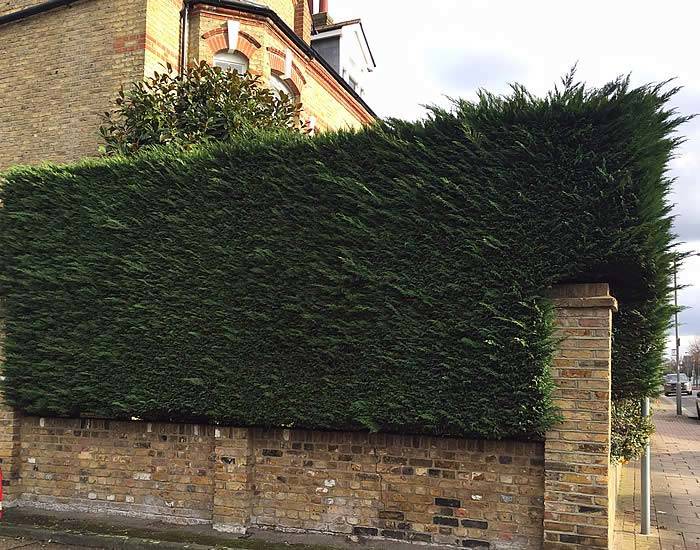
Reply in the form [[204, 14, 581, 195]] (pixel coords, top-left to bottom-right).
[[330, 0, 699, 357]]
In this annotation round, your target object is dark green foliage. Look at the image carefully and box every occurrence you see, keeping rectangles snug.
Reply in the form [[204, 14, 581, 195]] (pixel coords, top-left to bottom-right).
[[100, 61, 301, 156], [611, 399, 654, 462], [0, 75, 686, 440]]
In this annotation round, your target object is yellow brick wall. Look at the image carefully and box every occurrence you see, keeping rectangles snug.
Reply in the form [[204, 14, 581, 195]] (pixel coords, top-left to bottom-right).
[[0, 0, 148, 170], [144, 0, 181, 77], [263, 0, 295, 30], [8, 415, 545, 548], [191, 8, 372, 132]]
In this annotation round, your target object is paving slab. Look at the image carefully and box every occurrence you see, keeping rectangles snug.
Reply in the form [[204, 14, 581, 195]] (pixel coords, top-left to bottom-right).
[[615, 396, 700, 549]]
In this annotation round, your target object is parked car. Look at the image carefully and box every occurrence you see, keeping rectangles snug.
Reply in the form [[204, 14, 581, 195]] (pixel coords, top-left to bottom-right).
[[696, 391, 700, 420], [663, 373, 692, 396]]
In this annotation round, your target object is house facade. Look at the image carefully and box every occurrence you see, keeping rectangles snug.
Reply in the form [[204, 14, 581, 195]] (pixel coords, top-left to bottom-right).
[[0, 0, 376, 170]]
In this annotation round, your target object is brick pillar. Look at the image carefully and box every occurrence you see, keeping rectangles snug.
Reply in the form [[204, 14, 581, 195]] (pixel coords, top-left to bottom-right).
[[212, 427, 255, 533], [543, 283, 617, 549], [0, 302, 22, 503]]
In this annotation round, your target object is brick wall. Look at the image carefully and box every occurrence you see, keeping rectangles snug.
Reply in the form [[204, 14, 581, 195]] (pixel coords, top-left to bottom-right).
[[260, 0, 296, 30], [16, 417, 215, 523], [543, 284, 617, 549], [249, 430, 544, 548], [189, 6, 373, 132], [293, 0, 311, 45], [144, 0, 182, 77], [9, 420, 544, 549], [0, 0, 148, 170], [0, 285, 618, 549], [0, 302, 22, 501]]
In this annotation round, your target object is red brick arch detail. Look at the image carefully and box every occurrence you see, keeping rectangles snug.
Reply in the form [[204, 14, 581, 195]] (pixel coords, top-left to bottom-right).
[[202, 27, 261, 60], [237, 32, 261, 59], [267, 47, 305, 96]]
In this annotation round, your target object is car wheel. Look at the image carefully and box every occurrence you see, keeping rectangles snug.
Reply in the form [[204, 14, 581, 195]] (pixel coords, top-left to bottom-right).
[[697, 403, 700, 419]]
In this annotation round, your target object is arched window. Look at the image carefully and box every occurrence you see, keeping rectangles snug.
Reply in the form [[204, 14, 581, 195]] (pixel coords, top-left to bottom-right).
[[213, 51, 249, 75], [270, 73, 295, 100]]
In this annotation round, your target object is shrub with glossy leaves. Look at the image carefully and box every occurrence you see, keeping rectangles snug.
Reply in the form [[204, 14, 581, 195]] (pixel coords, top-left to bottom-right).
[[100, 61, 301, 155]]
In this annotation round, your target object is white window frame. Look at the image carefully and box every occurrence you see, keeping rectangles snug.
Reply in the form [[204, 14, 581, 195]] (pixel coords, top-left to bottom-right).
[[270, 73, 295, 100], [213, 51, 249, 75]]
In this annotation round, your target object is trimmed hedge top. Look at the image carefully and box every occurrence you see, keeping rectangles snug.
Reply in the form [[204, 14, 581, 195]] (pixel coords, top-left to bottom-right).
[[0, 76, 684, 439]]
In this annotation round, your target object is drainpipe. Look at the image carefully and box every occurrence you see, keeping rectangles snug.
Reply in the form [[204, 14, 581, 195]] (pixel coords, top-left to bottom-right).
[[180, 0, 191, 73], [307, 0, 313, 14]]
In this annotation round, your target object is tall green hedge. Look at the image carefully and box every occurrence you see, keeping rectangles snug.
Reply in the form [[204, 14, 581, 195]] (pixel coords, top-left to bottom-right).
[[0, 76, 684, 440]]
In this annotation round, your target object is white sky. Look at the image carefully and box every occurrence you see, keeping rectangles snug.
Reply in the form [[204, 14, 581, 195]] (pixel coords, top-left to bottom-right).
[[329, 0, 700, 357]]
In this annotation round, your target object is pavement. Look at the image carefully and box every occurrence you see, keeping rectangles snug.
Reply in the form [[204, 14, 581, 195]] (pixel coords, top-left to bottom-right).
[[0, 535, 100, 549], [615, 394, 700, 550]]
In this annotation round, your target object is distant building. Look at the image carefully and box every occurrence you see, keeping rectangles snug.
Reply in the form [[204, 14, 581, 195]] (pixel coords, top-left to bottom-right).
[[0, 0, 376, 170]]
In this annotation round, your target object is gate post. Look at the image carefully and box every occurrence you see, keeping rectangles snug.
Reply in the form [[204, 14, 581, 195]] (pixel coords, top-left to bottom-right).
[[543, 284, 617, 549]]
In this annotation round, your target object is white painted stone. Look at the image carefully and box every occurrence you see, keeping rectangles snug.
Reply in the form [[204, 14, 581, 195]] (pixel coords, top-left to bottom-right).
[[213, 522, 247, 534], [87, 492, 97, 500], [133, 472, 151, 481], [324, 479, 336, 487]]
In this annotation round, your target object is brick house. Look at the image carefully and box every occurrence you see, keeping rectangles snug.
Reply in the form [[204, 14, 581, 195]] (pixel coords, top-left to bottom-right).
[[0, 0, 376, 170]]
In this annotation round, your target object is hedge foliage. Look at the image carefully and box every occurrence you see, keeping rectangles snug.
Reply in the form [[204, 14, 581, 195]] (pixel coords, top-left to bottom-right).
[[0, 76, 685, 440]]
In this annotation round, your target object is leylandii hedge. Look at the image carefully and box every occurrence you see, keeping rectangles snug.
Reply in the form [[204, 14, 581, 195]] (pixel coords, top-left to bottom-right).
[[0, 77, 684, 440]]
